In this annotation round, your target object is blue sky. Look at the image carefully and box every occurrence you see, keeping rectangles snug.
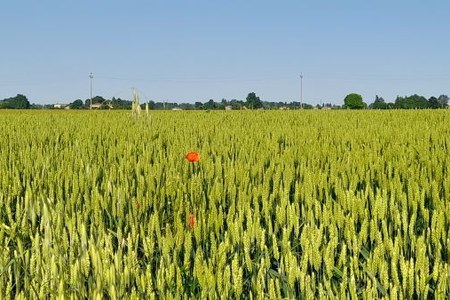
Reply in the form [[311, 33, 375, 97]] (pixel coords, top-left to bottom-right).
[[1, 1, 449, 105]]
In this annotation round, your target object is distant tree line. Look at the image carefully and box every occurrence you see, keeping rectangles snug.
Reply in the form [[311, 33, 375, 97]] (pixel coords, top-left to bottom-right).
[[342, 93, 450, 109], [369, 94, 449, 109], [0, 92, 448, 110], [0, 94, 30, 109], [0, 93, 315, 110]]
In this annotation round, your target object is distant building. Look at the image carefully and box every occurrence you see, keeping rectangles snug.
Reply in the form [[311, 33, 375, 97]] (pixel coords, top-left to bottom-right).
[[54, 103, 69, 109], [90, 101, 113, 109], [90, 103, 103, 109]]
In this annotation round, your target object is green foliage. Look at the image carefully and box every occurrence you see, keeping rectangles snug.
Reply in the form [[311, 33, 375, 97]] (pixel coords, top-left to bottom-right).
[[70, 99, 84, 109], [203, 99, 217, 110], [437, 95, 449, 107], [428, 96, 440, 109], [0, 94, 30, 109], [84, 96, 106, 108], [429, 95, 449, 109], [343, 93, 365, 109], [111, 98, 132, 109], [1, 110, 450, 298], [368, 94, 449, 110], [246, 92, 263, 109], [395, 94, 429, 109], [369, 95, 387, 109]]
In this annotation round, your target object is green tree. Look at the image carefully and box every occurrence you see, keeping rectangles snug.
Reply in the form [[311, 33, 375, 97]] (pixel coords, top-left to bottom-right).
[[394, 96, 407, 109], [0, 94, 30, 109], [112, 98, 132, 109], [84, 95, 106, 107], [395, 94, 429, 109], [428, 96, 440, 109], [230, 99, 245, 110], [246, 92, 263, 109], [70, 99, 84, 109], [147, 100, 155, 110], [386, 102, 396, 109], [194, 102, 203, 109], [203, 99, 217, 110], [437, 95, 449, 108], [369, 95, 387, 109], [343, 93, 364, 109]]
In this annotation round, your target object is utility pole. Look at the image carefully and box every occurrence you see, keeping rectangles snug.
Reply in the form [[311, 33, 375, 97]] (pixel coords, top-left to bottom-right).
[[89, 72, 94, 109], [300, 73, 303, 109]]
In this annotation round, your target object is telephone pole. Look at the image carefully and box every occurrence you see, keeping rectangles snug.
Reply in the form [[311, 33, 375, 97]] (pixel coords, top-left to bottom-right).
[[89, 72, 94, 109], [300, 73, 303, 109]]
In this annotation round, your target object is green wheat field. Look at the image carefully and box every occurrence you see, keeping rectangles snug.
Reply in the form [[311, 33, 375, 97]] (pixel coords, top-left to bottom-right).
[[1, 110, 450, 299]]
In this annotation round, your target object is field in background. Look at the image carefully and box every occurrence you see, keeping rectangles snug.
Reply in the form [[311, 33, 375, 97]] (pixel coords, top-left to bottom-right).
[[1, 110, 450, 298]]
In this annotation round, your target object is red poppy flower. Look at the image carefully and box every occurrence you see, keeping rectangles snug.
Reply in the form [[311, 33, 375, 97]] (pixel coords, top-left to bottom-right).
[[185, 151, 200, 163], [189, 213, 195, 229]]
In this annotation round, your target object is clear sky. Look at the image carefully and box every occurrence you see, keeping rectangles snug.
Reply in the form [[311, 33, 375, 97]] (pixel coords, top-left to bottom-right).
[[1, 1, 449, 105]]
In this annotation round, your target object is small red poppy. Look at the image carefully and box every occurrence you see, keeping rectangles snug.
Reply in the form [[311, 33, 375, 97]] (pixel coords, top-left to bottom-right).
[[185, 151, 200, 163], [189, 213, 195, 229]]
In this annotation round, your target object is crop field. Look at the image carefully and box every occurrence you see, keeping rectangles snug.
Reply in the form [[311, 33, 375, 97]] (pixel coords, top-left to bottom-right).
[[1, 109, 450, 299]]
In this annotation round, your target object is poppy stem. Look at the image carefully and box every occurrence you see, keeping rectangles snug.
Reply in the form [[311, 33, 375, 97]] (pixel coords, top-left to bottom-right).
[[189, 173, 194, 213]]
